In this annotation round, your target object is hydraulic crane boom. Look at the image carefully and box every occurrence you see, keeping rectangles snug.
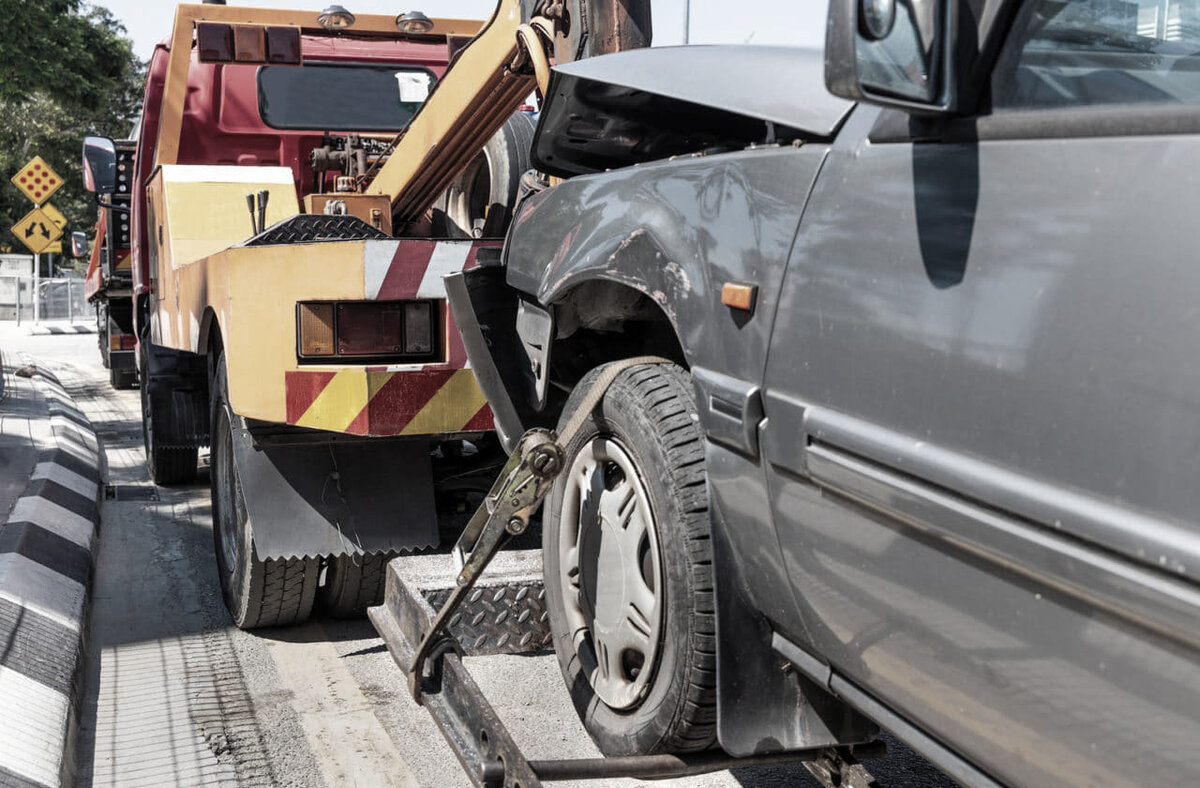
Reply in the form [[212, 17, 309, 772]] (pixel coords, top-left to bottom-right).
[[365, 0, 535, 224], [368, 0, 652, 226]]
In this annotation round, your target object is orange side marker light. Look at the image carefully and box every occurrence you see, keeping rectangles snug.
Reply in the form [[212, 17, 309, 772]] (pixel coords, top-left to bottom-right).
[[721, 282, 757, 313]]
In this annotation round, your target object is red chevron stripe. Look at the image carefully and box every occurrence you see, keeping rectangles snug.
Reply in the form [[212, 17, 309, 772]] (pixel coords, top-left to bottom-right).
[[362, 369, 458, 435], [376, 241, 436, 300], [462, 403, 494, 432], [285, 370, 337, 424]]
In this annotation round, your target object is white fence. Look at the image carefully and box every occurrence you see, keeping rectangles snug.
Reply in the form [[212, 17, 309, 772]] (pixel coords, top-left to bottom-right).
[[0, 275, 89, 323]]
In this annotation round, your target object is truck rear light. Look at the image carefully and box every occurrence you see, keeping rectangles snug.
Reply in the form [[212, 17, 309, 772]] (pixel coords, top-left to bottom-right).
[[298, 300, 437, 361], [299, 303, 335, 356], [197, 23, 301, 65], [404, 302, 432, 354], [109, 335, 136, 351], [336, 302, 404, 355]]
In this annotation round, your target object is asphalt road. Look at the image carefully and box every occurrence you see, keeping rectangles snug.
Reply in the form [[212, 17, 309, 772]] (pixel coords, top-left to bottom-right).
[[1, 324, 959, 788]]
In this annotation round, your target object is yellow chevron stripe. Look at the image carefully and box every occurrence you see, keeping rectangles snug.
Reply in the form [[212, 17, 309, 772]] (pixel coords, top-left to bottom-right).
[[296, 370, 392, 432], [400, 369, 488, 436]]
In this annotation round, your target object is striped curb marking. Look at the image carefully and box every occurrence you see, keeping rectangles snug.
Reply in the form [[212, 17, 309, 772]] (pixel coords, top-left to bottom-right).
[[0, 359, 101, 788], [25, 325, 95, 336]]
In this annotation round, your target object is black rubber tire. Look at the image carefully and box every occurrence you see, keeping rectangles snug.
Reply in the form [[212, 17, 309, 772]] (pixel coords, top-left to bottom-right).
[[318, 552, 396, 619], [110, 366, 135, 389], [98, 307, 110, 369], [543, 362, 716, 756], [211, 354, 319, 629], [432, 112, 536, 238], [140, 341, 197, 485]]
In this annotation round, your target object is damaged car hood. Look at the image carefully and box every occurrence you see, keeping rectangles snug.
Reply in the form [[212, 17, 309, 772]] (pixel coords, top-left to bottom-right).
[[532, 45, 854, 177]]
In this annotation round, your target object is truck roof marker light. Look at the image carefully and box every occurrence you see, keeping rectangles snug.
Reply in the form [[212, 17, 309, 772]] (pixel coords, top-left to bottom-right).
[[234, 25, 266, 62], [318, 5, 356, 29], [197, 23, 301, 65], [396, 11, 434, 34], [197, 23, 235, 62], [265, 27, 302, 64]]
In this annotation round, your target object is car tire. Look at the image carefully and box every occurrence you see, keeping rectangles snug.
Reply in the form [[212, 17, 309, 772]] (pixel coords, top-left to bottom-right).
[[211, 353, 318, 629], [318, 552, 395, 619], [543, 361, 717, 756], [140, 342, 197, 485], [432, 112, 536, 238]]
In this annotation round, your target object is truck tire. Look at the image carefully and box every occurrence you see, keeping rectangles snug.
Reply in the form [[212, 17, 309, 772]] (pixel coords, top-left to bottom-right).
[[110, 366, 135, 389], [318, 552, 395, 619], [543, 362, 717, 756], [98, 307, 110, 369], [211, 354, 319, 628], [432, 112, 536, 238], [140, 342, 198, 485]]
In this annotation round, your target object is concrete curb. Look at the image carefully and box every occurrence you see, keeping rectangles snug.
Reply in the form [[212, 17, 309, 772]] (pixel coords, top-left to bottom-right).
[[0, 357, 101, 788]]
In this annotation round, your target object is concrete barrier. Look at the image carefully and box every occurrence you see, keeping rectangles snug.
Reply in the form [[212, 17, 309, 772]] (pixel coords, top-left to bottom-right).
[[0, 358, 101, 788]]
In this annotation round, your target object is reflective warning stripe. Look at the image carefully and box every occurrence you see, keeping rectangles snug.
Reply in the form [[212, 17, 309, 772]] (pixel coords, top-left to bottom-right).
[[285, 369, 493, 437], [400, 369, 489, 436], [362, 240, 493, 300], [294, 369, 380, 433]]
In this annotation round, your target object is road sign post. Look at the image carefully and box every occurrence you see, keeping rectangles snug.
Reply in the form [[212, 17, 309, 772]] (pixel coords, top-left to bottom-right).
[[10, 157, 68, 324], [11, 157, 64, 205]]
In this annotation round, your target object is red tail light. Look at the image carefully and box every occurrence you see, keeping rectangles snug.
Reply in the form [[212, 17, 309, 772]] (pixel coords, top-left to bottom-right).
[[336, 302, 405, 356]]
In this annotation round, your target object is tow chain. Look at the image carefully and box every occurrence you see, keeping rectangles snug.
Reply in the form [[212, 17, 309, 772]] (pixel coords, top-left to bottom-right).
[[408, 356, 672, 702]]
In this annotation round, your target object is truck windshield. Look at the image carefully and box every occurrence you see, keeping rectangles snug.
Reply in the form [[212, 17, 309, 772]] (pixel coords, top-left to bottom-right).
[[258, 64, 434, 132]]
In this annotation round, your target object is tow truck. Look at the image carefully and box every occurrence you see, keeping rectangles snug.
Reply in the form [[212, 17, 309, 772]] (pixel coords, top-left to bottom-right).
[[79, 0, 650, 628], [79, 139, 138, 389]]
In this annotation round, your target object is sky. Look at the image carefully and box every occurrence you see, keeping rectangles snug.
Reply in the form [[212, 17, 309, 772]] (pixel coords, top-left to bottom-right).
[[89, 0, 831, 62]]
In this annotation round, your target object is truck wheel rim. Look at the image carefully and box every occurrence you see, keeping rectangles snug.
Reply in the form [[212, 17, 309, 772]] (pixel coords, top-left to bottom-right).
[[559, 435, 663, 710], [215, 412, 240, 572]]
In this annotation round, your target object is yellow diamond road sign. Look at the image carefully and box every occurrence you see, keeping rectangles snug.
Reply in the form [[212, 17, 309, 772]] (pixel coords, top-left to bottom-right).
[[12, 207, 64, 254], [11, 156, 64, 205], [41, 202, 67, 229]]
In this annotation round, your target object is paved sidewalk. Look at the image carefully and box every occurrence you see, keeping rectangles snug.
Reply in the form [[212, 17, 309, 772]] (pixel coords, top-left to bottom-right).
[[0, 352, 101, 788]]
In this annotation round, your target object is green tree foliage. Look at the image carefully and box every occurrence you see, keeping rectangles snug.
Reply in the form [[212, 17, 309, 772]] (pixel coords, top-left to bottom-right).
[[0, 1, 142, 265]]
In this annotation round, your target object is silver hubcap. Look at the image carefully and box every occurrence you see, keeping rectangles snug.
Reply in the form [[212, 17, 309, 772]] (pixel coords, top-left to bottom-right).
[[559, 436, 663, 710]]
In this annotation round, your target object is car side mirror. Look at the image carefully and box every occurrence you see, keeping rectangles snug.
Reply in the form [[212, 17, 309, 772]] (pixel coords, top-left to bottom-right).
[[825, 0, 953, 114], [70, 231, 88, 259], [82, 136, 117, 195]]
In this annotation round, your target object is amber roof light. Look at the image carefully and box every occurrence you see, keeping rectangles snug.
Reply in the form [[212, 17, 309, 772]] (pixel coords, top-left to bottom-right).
[[318, 5, 356, 29], [396, 11, 434, 34]]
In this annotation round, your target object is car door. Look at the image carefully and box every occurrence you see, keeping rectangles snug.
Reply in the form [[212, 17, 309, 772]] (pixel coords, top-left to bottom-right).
[[761, 1, 1200, 784]]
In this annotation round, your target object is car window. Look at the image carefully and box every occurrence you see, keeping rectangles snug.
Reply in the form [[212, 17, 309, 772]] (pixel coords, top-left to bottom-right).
[[993, 0, 1200, 108]]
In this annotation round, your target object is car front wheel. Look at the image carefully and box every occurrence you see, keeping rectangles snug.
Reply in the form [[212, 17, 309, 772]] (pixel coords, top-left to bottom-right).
[[543, 361, 716, 755]]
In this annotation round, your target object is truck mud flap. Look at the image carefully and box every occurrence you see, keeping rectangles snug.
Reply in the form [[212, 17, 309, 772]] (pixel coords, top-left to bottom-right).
[[231, 426, 438, 559], [369, 550, 866, 787]]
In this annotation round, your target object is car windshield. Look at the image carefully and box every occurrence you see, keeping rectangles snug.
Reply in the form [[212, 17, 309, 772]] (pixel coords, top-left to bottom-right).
[[258, 63, 434, 131]]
